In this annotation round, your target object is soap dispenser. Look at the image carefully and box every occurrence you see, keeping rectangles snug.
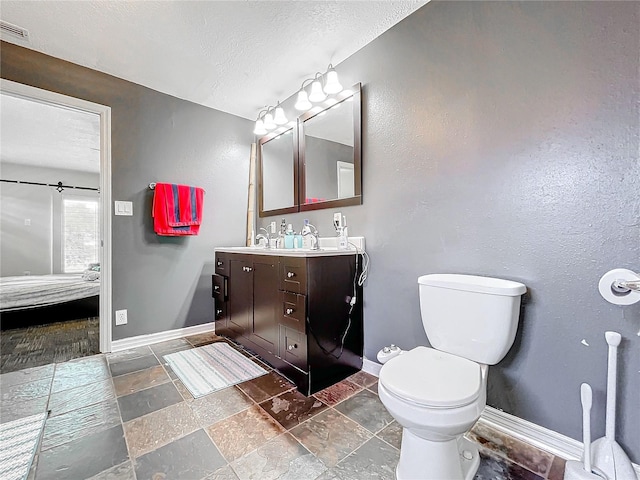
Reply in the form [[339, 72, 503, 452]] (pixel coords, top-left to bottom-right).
[[284, 224, 295, 249]]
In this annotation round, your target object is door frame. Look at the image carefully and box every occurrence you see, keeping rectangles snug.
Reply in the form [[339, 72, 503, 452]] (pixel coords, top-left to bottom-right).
[[1, 79, 113, 352]]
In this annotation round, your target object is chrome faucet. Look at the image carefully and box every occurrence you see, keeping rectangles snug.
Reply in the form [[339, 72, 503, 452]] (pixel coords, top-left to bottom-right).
[[301, 223, 320, 250], [255, 227, 271, 248]]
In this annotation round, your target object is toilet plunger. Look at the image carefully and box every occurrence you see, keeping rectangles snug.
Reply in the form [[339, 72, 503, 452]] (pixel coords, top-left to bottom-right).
[[591, 331, 637, 480], [563, 384, 604, 480]]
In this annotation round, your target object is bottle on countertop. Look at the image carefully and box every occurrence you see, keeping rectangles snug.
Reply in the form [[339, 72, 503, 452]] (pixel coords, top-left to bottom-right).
[[284, 223, 295, 249], [338, 216, 349, 250], [276, 218, 287, 248]]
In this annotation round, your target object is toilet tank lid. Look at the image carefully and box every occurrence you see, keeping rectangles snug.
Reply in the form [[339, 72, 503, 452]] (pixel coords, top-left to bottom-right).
[[418, 274, 526, 296]]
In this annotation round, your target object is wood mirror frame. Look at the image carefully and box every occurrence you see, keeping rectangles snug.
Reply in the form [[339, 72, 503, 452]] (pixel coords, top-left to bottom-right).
[[257, 83, 361, 217]]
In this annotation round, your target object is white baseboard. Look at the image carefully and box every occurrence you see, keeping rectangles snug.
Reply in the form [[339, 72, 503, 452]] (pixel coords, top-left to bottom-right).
[[362, 357, 382, 376], [479, 407, 640, 476], [357, 357, 640, 475], [110, 322, 216, 352]]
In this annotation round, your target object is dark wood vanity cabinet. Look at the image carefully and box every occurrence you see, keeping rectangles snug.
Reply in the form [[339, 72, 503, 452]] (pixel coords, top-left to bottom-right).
[[212, 251, 363, 395]]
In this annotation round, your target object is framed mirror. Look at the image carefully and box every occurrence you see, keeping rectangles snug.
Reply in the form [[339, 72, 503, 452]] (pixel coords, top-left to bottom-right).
[[299, 83, 361, 211], [258, 127, 298, 216], [257, 83, 361, 217]]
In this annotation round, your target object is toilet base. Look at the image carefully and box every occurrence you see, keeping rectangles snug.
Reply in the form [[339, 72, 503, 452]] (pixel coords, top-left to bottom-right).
[[396, 429, 480, 480]]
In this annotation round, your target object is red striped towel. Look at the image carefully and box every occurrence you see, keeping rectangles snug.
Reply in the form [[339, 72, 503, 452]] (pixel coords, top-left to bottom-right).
[[152, 183, 204, 236]]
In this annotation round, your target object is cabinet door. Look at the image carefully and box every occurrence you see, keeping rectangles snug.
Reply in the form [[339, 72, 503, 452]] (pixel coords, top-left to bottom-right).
[[228, 258, 252, 338], [251, 257, 279, 354]]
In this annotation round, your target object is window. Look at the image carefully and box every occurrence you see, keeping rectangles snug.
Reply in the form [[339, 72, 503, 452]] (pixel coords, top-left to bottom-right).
[[63, 197, 99, 273]]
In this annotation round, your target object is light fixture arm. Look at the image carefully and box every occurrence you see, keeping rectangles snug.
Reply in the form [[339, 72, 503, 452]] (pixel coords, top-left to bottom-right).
[[255, 106, 274, 121]]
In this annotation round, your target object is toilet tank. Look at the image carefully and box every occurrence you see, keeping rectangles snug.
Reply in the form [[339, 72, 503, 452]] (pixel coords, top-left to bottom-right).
[[418, 274, 526, 365]]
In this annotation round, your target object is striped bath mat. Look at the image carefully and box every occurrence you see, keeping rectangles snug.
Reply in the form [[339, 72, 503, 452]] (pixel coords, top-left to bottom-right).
[[164, 342, 267, 398], [0, 412, 47, 480]]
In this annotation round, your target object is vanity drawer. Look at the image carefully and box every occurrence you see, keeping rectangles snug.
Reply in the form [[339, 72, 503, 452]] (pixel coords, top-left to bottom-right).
[[212, 274, 227, 301], [280, 326, 308, 372], [280, 257, 307, 294], [215, 253, 230, 277], [279, 292, 306, 333], [214, 300, 227, 321]]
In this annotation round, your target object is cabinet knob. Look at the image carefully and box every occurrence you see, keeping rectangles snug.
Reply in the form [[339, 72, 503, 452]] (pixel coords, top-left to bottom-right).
[[288, 344, 298, 351], [216, 309, 223, 315], [287, 271, 295, 278], [285, 308, 294, 315], [217, 261, 223, 266], [214, 285, 220, 291], [243, 266, 253, 272]]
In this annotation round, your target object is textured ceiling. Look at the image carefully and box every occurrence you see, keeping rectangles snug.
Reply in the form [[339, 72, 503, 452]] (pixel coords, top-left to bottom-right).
[[0, 94, 100, 173], [0, 1, 427, 120]]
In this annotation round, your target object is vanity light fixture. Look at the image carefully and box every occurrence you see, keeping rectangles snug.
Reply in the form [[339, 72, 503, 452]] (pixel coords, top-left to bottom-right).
[[263, 110, 276, 130], [253, 107, 271, 135], [308, 74, 327, 102], [294, 64, 343, 111], [253, 118, 267, 136], [256, 63, 345, 134], [294, 79, 314, 111], [273, 103, 288, 125], [323, 64, 343, 94]]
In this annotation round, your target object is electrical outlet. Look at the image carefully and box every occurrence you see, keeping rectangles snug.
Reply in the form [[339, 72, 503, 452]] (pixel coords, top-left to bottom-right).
[[115, 309, 128, 325]]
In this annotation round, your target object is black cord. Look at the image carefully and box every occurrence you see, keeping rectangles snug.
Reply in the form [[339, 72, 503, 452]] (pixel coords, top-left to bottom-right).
[[307, 252, 360, 359]]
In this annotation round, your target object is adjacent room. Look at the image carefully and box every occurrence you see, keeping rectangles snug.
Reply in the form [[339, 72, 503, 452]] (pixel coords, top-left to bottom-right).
[[0, 94, 102, 372], [0, 2, 637, 480]]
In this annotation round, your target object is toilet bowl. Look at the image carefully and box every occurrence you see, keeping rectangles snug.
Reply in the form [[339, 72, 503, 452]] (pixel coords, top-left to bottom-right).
[[379, 347, 488, 479], [378, 274, 526, 480]]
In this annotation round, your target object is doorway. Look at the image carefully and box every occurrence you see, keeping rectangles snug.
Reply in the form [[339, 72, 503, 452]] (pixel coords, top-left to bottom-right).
[[0, 80, 112, 370]]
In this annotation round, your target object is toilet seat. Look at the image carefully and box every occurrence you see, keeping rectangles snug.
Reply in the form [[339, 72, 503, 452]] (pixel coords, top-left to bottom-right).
[[379, 346, 482, 408]]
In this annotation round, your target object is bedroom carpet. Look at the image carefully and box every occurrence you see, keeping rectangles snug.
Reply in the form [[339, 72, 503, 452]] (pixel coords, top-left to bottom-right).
[[0, 317, 99, 374]]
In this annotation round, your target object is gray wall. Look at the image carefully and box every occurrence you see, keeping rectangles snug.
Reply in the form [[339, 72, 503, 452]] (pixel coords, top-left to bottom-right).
[[1, 41, 253, 340], [259, 2, 640, 460], [0, 162, 99, 276]]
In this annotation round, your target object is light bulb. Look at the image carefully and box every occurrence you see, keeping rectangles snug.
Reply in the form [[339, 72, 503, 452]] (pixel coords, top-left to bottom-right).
[[309, 79, 326, 102], [253, 119, 267, 136], [263, 112, 276, 130], [323, 67, 343, 94], [294, 90, 312, 111], [273, 105, 288, 125]]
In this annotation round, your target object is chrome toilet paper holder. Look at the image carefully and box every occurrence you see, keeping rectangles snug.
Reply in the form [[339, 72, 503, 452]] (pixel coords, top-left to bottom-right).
[[599, 268, 640, 305]]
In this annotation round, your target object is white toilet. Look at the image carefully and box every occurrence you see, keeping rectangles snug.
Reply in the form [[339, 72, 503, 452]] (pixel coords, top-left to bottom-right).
[[378, 274, 526, 480]]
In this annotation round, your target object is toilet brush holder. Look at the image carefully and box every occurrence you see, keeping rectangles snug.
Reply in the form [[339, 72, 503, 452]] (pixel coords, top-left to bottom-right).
[[564, 461, 606, 480], [564, 384, 607, 480], [591, 332, 638, 480]]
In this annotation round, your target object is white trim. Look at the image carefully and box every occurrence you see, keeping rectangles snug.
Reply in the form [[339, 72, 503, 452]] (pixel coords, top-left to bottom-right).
[[362, 356, 382, 376], [0, 79, 113, 353], [479, 407, 640, 476], [111, 322, 216, 352], [355, 357, 640, 475]]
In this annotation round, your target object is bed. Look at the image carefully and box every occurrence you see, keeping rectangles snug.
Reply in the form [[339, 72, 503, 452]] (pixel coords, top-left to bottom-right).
[[0, 274, 100, 329]]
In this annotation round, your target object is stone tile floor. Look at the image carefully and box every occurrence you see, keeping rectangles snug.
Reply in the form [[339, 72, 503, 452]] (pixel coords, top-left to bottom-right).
[[0, 332, 567, 480]]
